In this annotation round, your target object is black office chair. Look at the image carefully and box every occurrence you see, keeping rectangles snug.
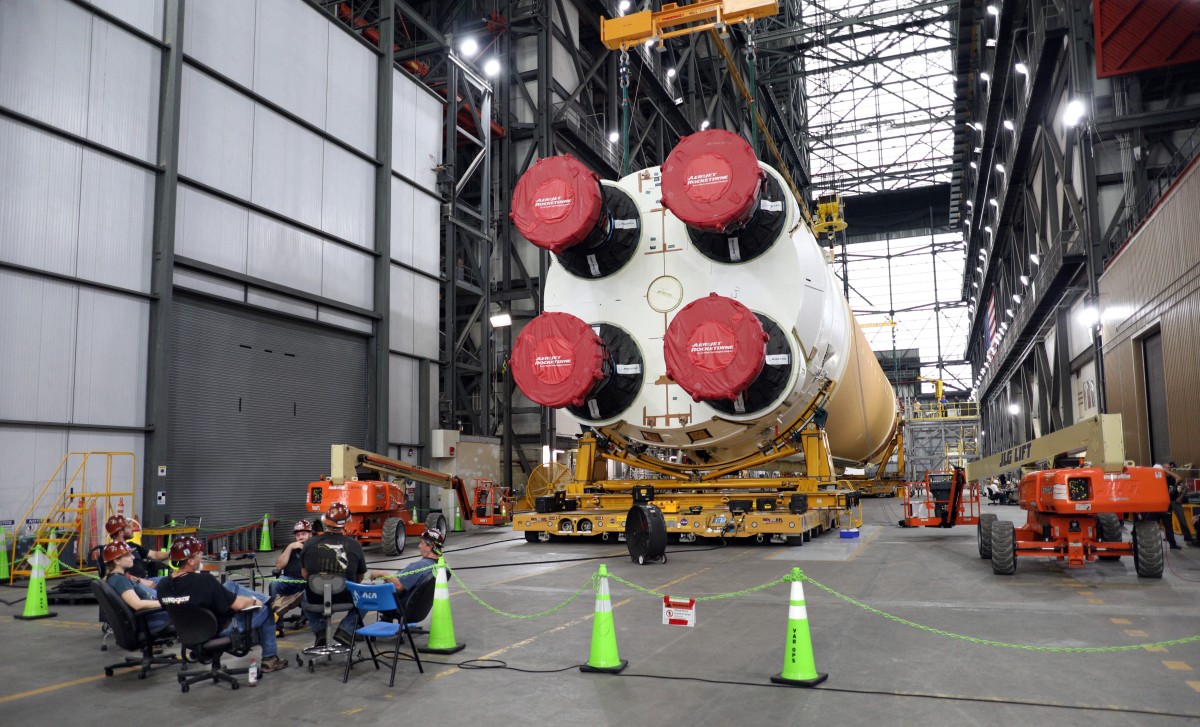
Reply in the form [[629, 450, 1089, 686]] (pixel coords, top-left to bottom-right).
[[299, 573, 354, 672], [90, 546, 113, 651], [162, 604, 255, 692], [90, 580, 177, 679]]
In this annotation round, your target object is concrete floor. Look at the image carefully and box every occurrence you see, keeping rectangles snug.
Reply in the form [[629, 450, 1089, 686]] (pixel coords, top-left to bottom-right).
[[2, 499, 1199, 725]]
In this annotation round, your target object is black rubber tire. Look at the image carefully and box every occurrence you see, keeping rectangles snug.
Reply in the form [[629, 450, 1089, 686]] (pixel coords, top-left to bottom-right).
[[1132, 520, 1164, 578], [426, 513, 449, 540], [786, 535, 803, 546], [990, 519, 1016, 575], [978, 513, 997, 559], [1096, 513, 1122, 561], [381, 517, 406, 556], [523, 529, 540, 543]]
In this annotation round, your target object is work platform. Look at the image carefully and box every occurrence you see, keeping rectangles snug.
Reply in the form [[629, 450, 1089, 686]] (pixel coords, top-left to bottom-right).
[[1, 499, 1197, 724]]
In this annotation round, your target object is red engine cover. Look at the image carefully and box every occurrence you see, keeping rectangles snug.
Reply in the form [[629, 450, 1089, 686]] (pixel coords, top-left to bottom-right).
[[663, 293, 767, 402], [512, 312, 606, 407], [509, 155, 603, 254], [660, 129, 764, 233]]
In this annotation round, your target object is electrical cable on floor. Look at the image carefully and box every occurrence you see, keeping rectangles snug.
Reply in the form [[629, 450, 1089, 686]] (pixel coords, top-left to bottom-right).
[[1164, 544, 1200, 582]]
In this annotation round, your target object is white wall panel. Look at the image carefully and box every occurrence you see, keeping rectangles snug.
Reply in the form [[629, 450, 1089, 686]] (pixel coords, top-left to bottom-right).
[[247, 287, 318, 319], [77, 151, 155, 292], [86, 15, 160, 161], [0, 426, 68, 526], [0, 120, 82, 277], [389, 264, 415, 352], [246, 214, 322, 292], [64, 430, 145, 498], [175, 186, 249, 273], [173, 268, 246, 301], [320, 242, 374, 310], [318, 307, 373, 334], [183, 0, 256, 87], [388, 354, 418, 444], [321, 143, 375, 249], [251, 108, 323, 229], [179, 67, 254, 199], [412, 192, 441, 275], [391, 69, 415, 177], [0, 0, 91, 139], [73, 290, 149, 426], [253, 0, 328, 127], [411, 87, 443, 192], [390, 182, 415, 266], [86, 0, 162, 38], [0, 271, 78, 422], [412, 274, 439, 359], [325, 28, 377, 154]]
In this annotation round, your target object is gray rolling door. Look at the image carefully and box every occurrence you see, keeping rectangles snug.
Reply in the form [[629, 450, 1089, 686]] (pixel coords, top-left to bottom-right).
[[1143, 332, 1169, 464], [166, 295, 368, 541]]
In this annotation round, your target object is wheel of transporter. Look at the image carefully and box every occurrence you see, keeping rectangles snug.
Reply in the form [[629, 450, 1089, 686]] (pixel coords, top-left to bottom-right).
[[1095, 513, 1122, 562], [977, 513, 997, 559], [990, 519, 1016, 575], [382, 517, 406, 556], [1132, 520, 1164, 578]]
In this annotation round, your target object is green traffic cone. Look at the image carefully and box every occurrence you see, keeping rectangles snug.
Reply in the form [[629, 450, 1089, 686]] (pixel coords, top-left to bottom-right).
[[46, 532, 60, 579], [580, 564, 627, 673], [419, 556, 465, 654], [14, 546, 57, 620], [454, 506, 464, 532], [259, 513, 272, 551], [0, 526, 9, 580], [770, 568, 827, 687]]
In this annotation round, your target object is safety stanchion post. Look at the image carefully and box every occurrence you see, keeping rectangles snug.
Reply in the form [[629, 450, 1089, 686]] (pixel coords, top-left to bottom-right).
[[770, 567, 826, 687], [580, 564, 627, 673]]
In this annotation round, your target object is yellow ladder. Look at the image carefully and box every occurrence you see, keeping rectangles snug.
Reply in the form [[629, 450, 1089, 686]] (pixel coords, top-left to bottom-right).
[[9, 452, 136, 583]]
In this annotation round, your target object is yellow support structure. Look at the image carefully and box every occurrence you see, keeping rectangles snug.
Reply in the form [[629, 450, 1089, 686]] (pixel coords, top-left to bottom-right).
[[601, 0, 779, 50]]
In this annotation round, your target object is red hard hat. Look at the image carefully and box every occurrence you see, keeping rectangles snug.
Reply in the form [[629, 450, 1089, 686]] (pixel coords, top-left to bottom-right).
[[293, 519, 313, 533], [169, 535, 205, 562], [102, 541, 132, 563], [421, 528, 445, 554], [323, 503, 351, 528], [105, 514, 129, 536]]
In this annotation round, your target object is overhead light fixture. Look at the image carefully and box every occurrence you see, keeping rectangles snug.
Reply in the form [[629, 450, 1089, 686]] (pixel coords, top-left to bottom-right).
[[972, 281, 979, 288], [1008, 403, 1020, 415], [978, 251, 987, 260], [483, 57, 501, 76], [969, 161, 978, 169], [974, 146, 983, 153], [971, 295, 977, 303], [1006, 308, 1014, 318], [988, 5, 1000, 16], [619, 0, 631, 10], [609, 131, 619, 143], [700, 119, 710, 130], [489, 312, 512, 327], [1030, 253, 1040, 265], [1063, 99, 1086, 127], [1015, 62, 1029, 75], [1019, 274, 1029, 285], [980, 72, 991, 82], [1003, 119, 1014, 131], [966, 200, 974, 208], [989, 198, 999, 207], [645, 38, 656, 47], [973, 122, 984, 131], [984, 225, 992, 233], [666, 68, 676, 78], [975, 266, 983, 273], [996, 163, 1006, 174], [460, 38, 479, 57], [1012, 294, 1021, 304], [1077, 306, 1100, 327]]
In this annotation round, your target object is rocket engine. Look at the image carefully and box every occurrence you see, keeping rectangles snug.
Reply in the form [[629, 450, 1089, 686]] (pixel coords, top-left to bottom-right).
[[508, 130, 898, 467]]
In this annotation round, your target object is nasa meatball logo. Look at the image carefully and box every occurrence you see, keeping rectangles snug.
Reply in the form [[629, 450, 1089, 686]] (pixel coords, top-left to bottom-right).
[[683, 154, 733, 203], [531, 336, 575, 384], [532, 178, 575, 223], [688, 321, 737, 371]]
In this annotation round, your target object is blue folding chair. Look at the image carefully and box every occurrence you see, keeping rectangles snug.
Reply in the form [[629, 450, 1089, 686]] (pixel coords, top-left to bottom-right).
[[343, 581, 424, 686]]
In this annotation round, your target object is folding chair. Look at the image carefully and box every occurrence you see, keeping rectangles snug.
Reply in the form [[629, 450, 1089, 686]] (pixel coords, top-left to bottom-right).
[[342, 581, 425, 686]]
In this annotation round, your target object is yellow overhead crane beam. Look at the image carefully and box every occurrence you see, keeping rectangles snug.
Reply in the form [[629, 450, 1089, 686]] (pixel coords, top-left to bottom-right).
[[600, 0, 779, 50]]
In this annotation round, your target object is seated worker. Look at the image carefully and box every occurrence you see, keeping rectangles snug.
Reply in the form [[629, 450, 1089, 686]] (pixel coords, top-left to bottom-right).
[[270, 519, 312, 613], [301, 503, 366, 647], [364, 527, 444, 622], [105, 514, 169, 581], [102, 540, 171, 636], [156, 535, 288, 672]]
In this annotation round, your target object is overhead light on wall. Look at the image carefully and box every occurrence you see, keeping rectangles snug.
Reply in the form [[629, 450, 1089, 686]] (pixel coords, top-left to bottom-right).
[[1063, 99, 1086, 127], [619, 0, 631, 10], [975, 266, 983, 273], [460, 38, 479, 57], [666, 68, 676, 78], [1019, 274, 1029, 285], [1003, 119, 1014, 132], [984, 225, 992, 234], [980, 72, 991, 82], [1006, 308, 1014, 318], [995, 162, 1006, 174], [483, 57, 501, 76], [609, 131, 619, 142], [1077, 306, 1100, 327], [489, 312, 512, 327], [1008, 403, 1020, 415], [969, 161, 978, 169], [966, 200, 973, 208], [972, 281, 979, 288], [978, 251, 987, 260], [989, 198, 999, 208], [987, 5, 1000, 16], [1014, 62, 1029, 75], [1012, 294, 1021, 304], [1030, 253, 1040, 265], [700, 119, 710, 130]]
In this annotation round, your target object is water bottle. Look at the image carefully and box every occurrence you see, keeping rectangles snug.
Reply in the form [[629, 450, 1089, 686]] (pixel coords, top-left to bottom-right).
[[248, 657, 258, 687], [220, 546, 228, 561]]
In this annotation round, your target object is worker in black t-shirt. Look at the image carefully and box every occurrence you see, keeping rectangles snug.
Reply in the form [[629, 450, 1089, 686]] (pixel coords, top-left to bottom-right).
[[156, 535, 289, 672], [105, 515, 169, 581], [301, 502, 366, 647]]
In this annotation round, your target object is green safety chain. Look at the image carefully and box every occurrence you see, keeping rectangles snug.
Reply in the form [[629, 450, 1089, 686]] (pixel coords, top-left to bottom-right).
[[451, 569, 597, 619], [607, 571, 791, 601], [620, 47, 631, 176]]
